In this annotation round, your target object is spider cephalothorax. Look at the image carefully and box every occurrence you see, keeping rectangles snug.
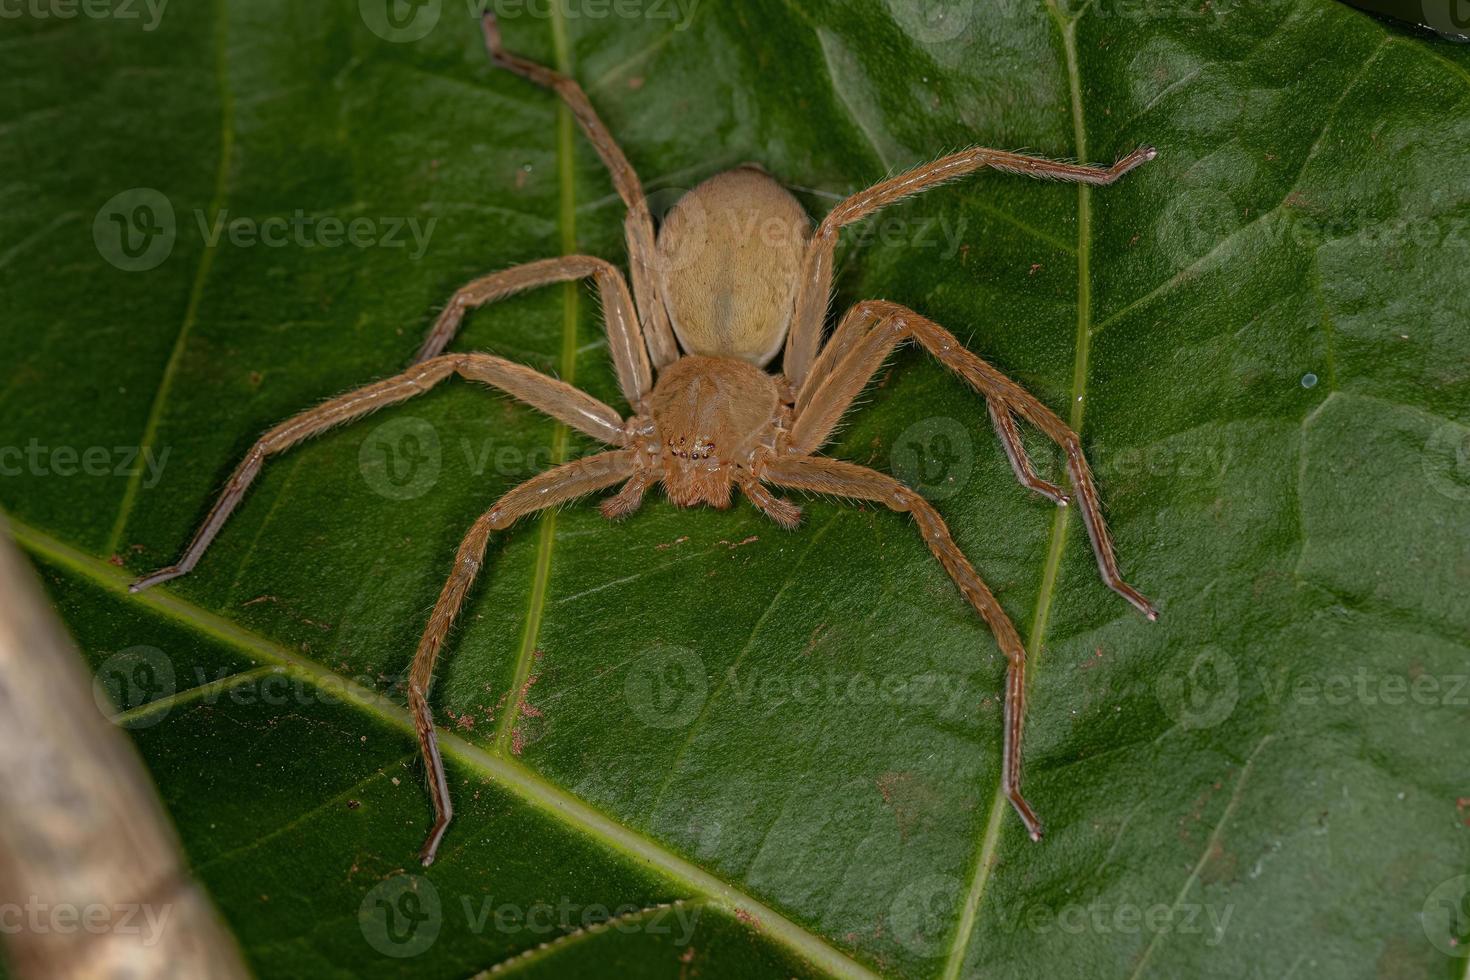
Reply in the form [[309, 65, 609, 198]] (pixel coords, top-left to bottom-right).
[[637, 354, 788, 515], [131, 13, 1158, 866]]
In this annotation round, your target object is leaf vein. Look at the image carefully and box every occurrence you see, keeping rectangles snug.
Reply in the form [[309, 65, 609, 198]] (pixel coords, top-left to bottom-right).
[[943, 5, 1092, 975], [8, 518, 881, 980], [1125, 734, 1273, 979], [105, 0, 235, 556], [495, 6, 583, 754]]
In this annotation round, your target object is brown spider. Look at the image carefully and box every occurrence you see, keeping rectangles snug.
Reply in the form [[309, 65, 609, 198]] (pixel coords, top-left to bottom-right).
[[131, 15, 1157, 866]]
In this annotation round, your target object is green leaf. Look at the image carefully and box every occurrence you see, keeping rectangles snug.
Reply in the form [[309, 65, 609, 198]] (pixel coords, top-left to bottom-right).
[[4, 1, 1470, 976]]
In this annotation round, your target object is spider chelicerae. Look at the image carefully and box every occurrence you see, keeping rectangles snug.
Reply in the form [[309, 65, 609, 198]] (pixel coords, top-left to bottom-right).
[[131, 14, 1158, 866]]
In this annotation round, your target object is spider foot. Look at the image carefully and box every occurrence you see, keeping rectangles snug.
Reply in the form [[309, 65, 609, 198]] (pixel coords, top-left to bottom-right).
[[600, 475, 652, 521], [129, 566, 184, 593], [1111, 580, 1158, 621], [1029, 478, 1070, 508], [1006, 788, 1044, 842], [419, 820, 449, 867], [481, 10, 506, 62], [742, 481, 802, 529], [1115, 145, 1157, 174]]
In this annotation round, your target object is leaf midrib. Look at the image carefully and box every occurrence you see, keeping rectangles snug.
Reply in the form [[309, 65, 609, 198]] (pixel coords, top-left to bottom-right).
[[942, 5, 1093, 977], [104, 0, 234, 557], [10, 517, 880, 980], [495, 5, 582, 753]]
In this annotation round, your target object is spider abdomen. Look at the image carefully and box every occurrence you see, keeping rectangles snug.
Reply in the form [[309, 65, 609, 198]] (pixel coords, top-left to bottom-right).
[[656, 166, 811, 367]]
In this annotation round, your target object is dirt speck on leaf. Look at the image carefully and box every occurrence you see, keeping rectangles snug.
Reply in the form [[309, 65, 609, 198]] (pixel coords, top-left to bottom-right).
[[509, 672, 543, 755]]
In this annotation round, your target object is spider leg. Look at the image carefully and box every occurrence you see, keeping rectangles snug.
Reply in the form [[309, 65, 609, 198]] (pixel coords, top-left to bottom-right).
[[481, 13, 679, 371], [411, 449, 635, 865], [129, 354, 626, 592], [417, 255, 651, 410], [599, 469, 656, 520], [783, 145, 1155, 389], [741, 478, 803, 528], [989, 402, 1070, 507], [789, 300, 1155, 620], [760, 454, 1042, 841]]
